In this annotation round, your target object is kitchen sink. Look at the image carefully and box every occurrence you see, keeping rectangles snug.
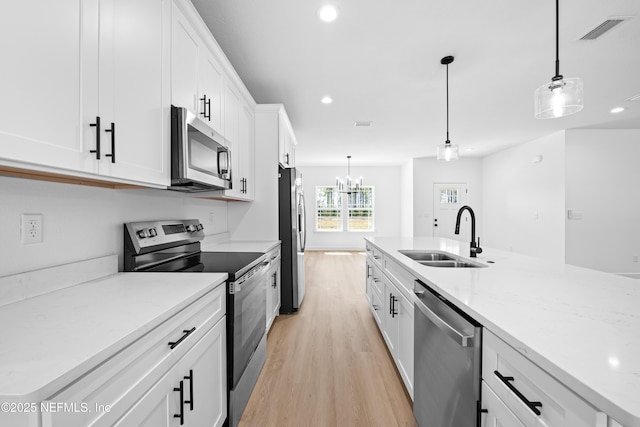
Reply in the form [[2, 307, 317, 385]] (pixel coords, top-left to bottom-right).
[[418, 260, 486, 268], [399, 250, 456, 261], [399, 250, 487, 268]]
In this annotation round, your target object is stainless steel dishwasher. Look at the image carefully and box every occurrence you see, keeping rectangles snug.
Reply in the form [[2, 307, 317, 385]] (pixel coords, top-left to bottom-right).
[[413, 279, 482, 427]]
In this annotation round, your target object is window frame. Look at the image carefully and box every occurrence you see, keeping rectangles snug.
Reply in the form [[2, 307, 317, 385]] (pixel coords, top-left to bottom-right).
[[315, 185, 343, 232], [314, 185, 375, 233]]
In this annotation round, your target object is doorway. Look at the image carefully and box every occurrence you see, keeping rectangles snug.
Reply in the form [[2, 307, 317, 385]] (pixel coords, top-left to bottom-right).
[[433, 183, 469, 243]]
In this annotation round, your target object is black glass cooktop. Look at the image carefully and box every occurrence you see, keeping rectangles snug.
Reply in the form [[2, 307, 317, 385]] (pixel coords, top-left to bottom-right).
[[142, 251, 264, 280]]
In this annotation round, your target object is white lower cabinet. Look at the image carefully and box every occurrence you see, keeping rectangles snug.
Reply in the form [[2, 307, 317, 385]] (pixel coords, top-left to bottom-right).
[[482, 330, 602, 427], [266, 246, 282, 331], [481, 381, 526, 427], [41, 285, 226, 427], [366, 253, 414, 399]]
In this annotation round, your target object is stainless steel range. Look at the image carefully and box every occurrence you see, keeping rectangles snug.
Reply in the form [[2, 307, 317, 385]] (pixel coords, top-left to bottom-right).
[[123, 219, 268, 427]]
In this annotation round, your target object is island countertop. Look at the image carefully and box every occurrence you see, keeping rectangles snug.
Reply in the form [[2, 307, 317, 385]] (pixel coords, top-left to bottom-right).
[[366, 236, 640, 427]]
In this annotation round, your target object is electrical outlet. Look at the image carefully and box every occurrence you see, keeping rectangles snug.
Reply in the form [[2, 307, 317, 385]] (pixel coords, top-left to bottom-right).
[[633, 255, 639, 263], [209, 212, 215, 224], [21, 214, 43, 244]]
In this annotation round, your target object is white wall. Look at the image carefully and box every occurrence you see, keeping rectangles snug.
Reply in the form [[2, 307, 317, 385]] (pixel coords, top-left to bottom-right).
[[297, 165, 402, 250], [400, 160, 414, 237], [0, 176, 228, 277], [565, 129, 640, 275], [482, 131, 565, 263], [412, 157, 483, 238]]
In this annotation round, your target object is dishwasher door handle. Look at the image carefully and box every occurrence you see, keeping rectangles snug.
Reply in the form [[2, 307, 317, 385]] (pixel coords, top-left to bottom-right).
[[415, 299, 474, 347]]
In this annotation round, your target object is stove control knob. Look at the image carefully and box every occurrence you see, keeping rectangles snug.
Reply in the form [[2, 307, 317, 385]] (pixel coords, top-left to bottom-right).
[[186, 224, 196, 232], [148, 228, 157, 237], [197, 223, 204, 231], [136, 229, 148, 239]]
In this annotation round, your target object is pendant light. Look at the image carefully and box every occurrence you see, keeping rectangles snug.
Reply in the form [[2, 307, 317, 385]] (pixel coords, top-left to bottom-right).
[[437, 56, 459, 162], [534, 0, 583, 119], [336, 155, 363, 194]]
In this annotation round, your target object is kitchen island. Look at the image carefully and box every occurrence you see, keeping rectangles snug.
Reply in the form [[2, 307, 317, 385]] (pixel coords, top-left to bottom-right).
[[366, 236, 640, 427]]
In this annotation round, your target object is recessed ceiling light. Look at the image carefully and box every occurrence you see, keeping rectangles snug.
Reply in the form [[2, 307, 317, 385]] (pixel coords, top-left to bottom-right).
[[610, 107, 625, 114], [321, 96, 333, 104], [318, 5, 338, 22], [465, 148, 474, 152]]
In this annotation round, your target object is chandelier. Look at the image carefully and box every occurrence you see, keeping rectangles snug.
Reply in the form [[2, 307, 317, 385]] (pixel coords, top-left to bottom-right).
[[336, 156, 363, 194], [437, 56, 459, 161]]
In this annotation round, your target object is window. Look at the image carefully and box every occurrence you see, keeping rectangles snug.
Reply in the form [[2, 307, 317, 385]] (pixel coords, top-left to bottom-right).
[[348, 187, 374, 231], [440, 187, 460, 204], [315, 186, 374, 232], [316, 186, 342, 231]]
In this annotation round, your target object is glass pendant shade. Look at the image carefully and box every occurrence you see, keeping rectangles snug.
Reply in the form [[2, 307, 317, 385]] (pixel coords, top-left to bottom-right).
[[437, 142, 459, 162], [534, 77, 584, 119], [336, 156, 363, 193]]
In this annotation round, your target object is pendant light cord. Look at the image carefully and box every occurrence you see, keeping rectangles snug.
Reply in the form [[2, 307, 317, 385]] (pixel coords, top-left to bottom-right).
[[554, 0, 561, 79], [446, 62, 450, 143]]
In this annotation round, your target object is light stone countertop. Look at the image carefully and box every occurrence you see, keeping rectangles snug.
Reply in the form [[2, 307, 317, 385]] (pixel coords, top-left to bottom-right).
[[0, 271, 227, 402], [366, 236, 640, 427]]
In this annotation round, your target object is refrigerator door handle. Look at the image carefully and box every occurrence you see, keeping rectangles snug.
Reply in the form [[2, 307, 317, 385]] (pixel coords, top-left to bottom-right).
[[298, 193, 306, 252]]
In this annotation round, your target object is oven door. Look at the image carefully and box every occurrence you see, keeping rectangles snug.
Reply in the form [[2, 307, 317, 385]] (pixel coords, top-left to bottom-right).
[[228, 262, 268, 388]]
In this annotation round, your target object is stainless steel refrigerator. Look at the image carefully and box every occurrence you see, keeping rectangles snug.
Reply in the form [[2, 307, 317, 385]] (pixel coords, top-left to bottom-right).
[[278, 165, 306, 313]]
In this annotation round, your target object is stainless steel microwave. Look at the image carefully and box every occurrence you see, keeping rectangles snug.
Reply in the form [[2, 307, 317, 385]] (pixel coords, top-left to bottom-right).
[[168, 105, 232, 192]]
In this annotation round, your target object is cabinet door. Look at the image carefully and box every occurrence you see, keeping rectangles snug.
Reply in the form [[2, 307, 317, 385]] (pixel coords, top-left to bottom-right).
[[180, 317, 227, 427], [199, 51, 224, 134], [396, 291, 414, 399], [113, 369, 178, 427], [238, 103, 255, 199], [270, 261, 281, 327], [0, 0, 97, 174], [382, 280, 398, 357], [481, 381, 526, 427], [171, 3, 200, 113], [277, 115, 288, 167], [223, 83, 241, 195], [98, 0, 170, 186]]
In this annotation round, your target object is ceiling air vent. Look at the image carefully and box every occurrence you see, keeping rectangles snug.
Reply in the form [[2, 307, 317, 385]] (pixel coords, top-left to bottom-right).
[[579, 16, 631, 40], [627, 93, 640, 102], [354, 121, 372, 127]]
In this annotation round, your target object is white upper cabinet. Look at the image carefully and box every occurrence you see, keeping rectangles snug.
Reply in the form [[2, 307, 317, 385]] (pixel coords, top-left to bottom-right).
[[278, 114, 296, 168], [171, 3, 224, 135], [0, 0, 171, 187], [97, 0, 170, 186], [0, 0, 97, 174]]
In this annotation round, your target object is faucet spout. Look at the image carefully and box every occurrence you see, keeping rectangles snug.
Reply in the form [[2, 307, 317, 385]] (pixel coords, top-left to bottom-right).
[[455, 205, 482, 257]]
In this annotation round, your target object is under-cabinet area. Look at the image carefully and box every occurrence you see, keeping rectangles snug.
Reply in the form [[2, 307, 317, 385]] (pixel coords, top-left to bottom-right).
[[364, 237, 639, 427]]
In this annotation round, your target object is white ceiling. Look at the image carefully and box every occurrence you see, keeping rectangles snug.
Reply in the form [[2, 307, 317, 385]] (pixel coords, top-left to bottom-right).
[[191, 0, 640, 166]]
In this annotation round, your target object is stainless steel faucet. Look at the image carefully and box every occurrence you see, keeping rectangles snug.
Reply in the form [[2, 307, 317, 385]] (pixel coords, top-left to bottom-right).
[[455, 205, 483, 258]]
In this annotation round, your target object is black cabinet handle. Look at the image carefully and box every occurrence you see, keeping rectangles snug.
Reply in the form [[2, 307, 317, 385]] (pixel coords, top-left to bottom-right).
[[200, 95, 211, 120], [168, 327, 196, 350], [173, 380, 184, 425], [391, 296, 398, 318], [105, 122, 115, 163], [272, 272, 277, 288], [366, 265, 372, 279], [184, 369, 194, 411], [89, 116, 101, 159], [494, 370, 542, 415], [285, 153, 289, 165], [389, 293, 392, 315]]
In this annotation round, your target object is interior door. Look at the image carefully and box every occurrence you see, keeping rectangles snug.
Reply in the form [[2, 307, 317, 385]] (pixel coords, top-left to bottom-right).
[[433, 183, 469, 242]]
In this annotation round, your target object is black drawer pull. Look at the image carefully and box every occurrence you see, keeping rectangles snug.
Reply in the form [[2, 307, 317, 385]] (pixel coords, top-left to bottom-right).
[[184, 369, 194, 411], [168, 327, 196, 350], [173, 380, 184, 425], [494, 370, 543, 415]]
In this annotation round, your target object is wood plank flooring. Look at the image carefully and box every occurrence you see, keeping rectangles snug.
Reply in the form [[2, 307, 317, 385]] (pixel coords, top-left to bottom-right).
[[239, 251, 417, 427]]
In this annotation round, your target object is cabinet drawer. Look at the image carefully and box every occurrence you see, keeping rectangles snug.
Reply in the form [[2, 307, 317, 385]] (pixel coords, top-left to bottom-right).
[[482, 380, 526, 426], [266, 245, 281, 265], [483, 330, 600, 427], [383, 256, 416, 295], [43, 284, 226, 427], [370, 265, 384, 299]]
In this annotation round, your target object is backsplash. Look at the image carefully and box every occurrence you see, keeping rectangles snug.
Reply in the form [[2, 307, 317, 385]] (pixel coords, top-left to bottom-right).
[[0, 176, 228, 277]]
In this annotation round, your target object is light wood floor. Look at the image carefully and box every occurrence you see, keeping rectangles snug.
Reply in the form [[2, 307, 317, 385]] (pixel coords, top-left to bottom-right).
[[239, 251, 417, 427]]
